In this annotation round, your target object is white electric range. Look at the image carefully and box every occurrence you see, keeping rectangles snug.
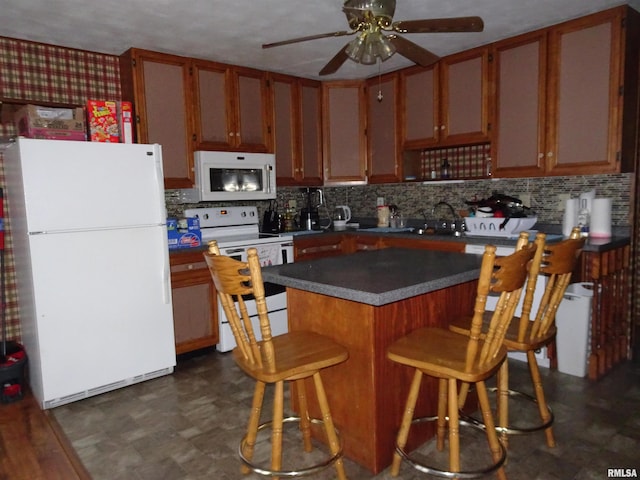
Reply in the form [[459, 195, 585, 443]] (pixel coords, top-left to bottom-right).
[[184, 206, 294, 352]]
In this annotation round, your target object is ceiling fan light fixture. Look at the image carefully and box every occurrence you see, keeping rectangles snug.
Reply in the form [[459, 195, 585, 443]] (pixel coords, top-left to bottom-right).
[[361, 34, 378, 64], [345, 33, 366, 62], [376, 33, 396, 61]]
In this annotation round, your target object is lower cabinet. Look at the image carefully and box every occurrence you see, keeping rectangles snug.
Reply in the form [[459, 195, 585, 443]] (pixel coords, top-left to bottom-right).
[[170, 250, 218, 354], [294, 233, 466, 261], [294, 234, 346, 261]]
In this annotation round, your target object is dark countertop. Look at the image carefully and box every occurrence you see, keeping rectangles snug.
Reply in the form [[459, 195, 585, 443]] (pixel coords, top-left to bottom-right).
[[261, 248, 483, 306]]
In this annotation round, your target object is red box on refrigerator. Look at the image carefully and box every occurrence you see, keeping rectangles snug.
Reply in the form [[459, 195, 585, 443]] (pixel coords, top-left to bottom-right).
[[87, 100, 119, 142]]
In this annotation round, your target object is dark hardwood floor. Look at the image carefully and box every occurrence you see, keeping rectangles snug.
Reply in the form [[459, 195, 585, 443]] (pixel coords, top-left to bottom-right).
[[0, 390, 90, 480]]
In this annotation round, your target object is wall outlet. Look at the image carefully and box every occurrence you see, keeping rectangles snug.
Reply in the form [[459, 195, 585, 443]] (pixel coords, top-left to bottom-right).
[[376, 197, 385, 206], [288, 199, 296, 209], [519, 193, 532, 207], [557, 193, 571, 211]]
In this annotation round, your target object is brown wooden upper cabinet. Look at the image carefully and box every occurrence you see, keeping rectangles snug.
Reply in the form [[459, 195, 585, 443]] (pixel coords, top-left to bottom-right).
[[366, 72, 402, 184], [270, 73, 323, 186], [494, 6, 639, 177], [401, 46, 491, 150], [120, 48, 194, 189], [192, 61, 271, 153], [322, 81, 367, 185]]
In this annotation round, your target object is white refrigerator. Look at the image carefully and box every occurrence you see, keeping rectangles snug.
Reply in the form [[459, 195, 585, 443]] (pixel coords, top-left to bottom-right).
[[3, 138, 176, 409]]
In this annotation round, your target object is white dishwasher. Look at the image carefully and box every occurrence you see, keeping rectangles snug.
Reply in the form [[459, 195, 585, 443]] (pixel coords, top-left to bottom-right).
[[464, 243, 550, 368]]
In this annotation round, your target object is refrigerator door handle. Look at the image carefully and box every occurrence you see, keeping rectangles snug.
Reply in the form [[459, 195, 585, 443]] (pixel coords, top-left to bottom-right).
[[153, 146, 166, 213]]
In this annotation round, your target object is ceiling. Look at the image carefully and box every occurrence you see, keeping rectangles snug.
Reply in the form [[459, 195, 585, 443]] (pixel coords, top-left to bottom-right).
[[1, 0, 638, 81]]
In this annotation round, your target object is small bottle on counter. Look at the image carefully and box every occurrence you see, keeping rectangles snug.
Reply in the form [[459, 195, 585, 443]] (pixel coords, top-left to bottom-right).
[[440, 159, 451, 179], [577, 199, 590, 237]]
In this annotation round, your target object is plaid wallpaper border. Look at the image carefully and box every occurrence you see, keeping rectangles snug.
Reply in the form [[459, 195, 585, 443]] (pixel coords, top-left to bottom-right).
[[0, 36, 121, 105], [0, 36, 122, 340]]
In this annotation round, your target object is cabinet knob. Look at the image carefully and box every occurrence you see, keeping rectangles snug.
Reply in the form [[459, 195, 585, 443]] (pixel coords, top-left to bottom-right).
[[187, 264, 194, 270], [547, 152, 553, 158]]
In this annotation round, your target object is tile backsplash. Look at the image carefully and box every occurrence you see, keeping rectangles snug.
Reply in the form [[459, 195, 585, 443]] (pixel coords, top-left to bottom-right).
[[167, 173, 632, 228]]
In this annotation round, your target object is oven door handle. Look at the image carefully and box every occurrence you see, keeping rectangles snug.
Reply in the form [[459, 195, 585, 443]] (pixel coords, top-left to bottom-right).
[[223, 247, 246, 254]]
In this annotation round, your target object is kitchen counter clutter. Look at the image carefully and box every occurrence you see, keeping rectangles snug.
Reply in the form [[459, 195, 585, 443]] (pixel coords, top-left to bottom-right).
[[261, 248, 483, 306]]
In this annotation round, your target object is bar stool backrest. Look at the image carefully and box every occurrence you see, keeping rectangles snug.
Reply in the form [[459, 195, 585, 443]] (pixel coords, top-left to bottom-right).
[[204, 241, 276, 373], [466, 232, 537, 372], [516, 228, 585, 343]]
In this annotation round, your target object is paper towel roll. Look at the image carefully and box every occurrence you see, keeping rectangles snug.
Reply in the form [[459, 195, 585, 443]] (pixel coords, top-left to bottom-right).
[[562, 198, 579, 237], [590, 198, 612, 238]]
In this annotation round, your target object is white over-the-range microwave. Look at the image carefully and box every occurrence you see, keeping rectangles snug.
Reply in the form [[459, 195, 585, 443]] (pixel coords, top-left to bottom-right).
[[174, 151, 276, 202]]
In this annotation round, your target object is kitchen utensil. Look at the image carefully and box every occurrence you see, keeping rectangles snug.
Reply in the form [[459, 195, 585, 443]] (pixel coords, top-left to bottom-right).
[[262, 200, 280, 233]]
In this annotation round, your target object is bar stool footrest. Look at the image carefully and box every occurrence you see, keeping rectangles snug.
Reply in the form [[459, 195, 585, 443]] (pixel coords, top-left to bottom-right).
[[239, 416, 343, 477], [395, 415, 507, 479], [462, 387, 554, 435]]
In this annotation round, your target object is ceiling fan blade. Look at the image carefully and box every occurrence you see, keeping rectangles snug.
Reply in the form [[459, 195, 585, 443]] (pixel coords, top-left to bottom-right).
[[392, 16, 484, 34], [319, 45, 350, 76], [388, 35, 439, 67], [262, 31, 355, 49]]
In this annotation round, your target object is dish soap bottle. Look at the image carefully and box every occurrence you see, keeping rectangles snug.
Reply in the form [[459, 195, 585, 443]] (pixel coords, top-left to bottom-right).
[[577, 199, 590, 237]]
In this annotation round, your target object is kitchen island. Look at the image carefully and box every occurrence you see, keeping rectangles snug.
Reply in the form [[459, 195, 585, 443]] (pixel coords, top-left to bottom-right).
[[261, 248, 484, 474]]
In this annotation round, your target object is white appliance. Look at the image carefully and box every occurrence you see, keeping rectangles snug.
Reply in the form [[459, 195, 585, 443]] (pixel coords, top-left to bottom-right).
[[191, 151, 276, 202], [464, 243, 550, 367], [184, 206, 293, 352], [3, 138, 176, 409]]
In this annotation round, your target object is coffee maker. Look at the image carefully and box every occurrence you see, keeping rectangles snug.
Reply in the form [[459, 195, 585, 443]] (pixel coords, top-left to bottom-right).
[[300, 187, 322, 231]]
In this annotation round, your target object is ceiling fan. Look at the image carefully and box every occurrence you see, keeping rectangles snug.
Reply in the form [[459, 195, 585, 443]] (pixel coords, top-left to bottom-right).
[[262, 0, 484, 76]]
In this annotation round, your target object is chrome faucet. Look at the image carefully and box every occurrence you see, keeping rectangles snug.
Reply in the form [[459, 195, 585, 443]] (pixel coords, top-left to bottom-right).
[[432, 201, 457, 220]]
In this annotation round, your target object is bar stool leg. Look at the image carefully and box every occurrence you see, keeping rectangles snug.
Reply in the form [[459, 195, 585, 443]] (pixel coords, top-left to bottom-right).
[[527, 350, 556, 447], [295, 379, 313, 452], [437, 378, 448, 451], [271, 380, 285, 476], [477, 381, 507, 480], [497, 360, 510, 447], [312, 372, 347, 480], [391, 369, 423, 477], [242, 381, 266, 474], [447, 378, 461, 473]]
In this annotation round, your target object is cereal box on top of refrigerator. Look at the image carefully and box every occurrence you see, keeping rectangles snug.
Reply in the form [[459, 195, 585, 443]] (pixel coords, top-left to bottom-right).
[[87, 100, 119, 142]]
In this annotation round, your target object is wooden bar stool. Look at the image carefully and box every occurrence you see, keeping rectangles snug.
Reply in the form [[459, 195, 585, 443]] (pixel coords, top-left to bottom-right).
[[451, 228, 584, 448], [204, 241, 349, 479], [387, 233, 536, 479]]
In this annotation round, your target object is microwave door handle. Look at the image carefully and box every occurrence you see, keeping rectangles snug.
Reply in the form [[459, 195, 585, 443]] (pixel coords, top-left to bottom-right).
[[266, 164, 272, 193]]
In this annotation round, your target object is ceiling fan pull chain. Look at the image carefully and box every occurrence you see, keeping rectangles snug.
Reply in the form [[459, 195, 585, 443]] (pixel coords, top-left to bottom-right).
[[377, 59, 383, 102]]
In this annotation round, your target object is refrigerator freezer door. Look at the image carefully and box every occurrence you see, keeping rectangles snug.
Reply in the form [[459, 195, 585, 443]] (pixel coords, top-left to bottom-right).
[[25, 225, 175, 406], [9, 138, 166, 233]]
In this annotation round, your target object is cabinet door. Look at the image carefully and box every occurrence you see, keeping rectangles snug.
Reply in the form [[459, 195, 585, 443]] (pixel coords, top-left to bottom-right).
[[192, 60, 234, 150], [401, 65, 439, 148], [120, 49, 193, 189], [294, 234, 345, 261], [272, 75, 323, 186], [233, 66, 271, 152], [367, 72, 401, 183], [493, 31, 548, 177], [323, 81, 367, 184], [170, 253, 218, 355], [272, 73, 298, 184], [299, 79, 324, 185], [440, 47, 491, 145], [546, 9, 622, 175]]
